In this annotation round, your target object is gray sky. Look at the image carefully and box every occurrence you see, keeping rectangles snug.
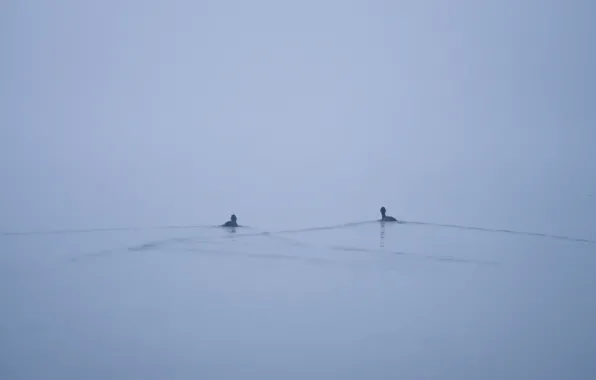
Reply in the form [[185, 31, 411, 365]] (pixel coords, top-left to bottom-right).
[[2, 0, 595, 236]]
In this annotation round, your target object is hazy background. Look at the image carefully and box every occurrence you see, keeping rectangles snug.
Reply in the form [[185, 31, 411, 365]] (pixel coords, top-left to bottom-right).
[[2, 2, 596, 378], [2, 0, 595, 236]]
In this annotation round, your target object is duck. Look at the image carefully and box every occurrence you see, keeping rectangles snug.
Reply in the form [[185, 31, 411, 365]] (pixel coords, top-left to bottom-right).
[[380, 207, 397, 222], [222, 214, 238, 227]]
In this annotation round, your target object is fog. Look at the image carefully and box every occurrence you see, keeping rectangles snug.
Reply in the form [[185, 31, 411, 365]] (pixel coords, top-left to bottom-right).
[[2, 0, 594, 235], [1, 1, 596, 379]]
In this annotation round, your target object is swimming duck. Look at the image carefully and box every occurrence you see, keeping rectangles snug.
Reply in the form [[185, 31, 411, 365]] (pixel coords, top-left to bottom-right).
[[222, 214, 238, 227], [380, 207, 397, 222]]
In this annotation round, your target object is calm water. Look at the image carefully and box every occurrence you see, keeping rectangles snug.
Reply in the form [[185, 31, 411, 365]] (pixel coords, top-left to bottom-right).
[[2, 221, 595, 379]]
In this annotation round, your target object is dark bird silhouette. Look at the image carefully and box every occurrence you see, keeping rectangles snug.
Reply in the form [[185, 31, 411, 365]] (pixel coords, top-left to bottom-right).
[[380, 207, 397, 222], [222, 214, 238, 227]]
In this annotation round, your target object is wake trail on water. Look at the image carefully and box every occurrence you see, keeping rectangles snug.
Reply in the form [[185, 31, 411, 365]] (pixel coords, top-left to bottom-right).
[[263, 219, 595, 245], [402, 220, 596, 244], [2, 219, 594, 246], [0, 224, 216, 237]]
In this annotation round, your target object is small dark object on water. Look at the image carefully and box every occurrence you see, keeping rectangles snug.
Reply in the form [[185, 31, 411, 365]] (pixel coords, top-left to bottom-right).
[[222, 214, 238, 227], [380, 207, 398, 222]]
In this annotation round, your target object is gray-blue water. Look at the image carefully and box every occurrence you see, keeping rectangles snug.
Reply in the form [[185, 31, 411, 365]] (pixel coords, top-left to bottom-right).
[[2, 221, 595, 380]]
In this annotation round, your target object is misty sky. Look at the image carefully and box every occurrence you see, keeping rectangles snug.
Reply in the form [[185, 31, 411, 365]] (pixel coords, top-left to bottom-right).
[[1, 0, 595, 237]]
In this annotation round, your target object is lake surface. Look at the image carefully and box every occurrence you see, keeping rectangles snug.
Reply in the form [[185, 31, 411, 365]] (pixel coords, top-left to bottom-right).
[[2, 220, 595, 379]]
